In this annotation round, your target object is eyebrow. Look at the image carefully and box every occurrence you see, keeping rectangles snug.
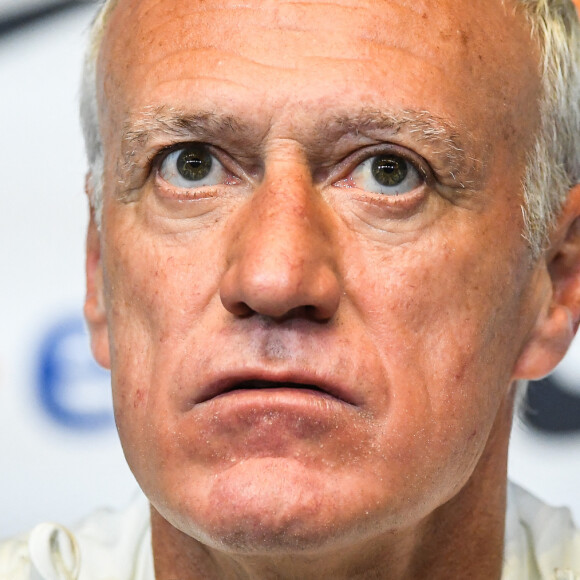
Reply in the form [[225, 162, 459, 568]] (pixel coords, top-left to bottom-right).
[[123, 106, 247, 147], [324, 110, 469, 163], [120, 105, 480, 189]]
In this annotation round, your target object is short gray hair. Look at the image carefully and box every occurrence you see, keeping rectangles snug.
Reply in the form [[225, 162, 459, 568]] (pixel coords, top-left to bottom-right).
[[80, 0, 118, 227], [519, 0, 580, 256], [80, 0, 580, 256]]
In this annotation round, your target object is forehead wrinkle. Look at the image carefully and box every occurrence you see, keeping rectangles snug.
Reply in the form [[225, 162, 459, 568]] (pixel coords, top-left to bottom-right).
[[230, 47, 447, 76], [252, 0, 428, 19], [142, 47, 386, 75], [257, 1, 383, 32]]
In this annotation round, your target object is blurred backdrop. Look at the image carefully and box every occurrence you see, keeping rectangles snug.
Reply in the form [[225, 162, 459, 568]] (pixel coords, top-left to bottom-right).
[[0, 0, 579, 539]]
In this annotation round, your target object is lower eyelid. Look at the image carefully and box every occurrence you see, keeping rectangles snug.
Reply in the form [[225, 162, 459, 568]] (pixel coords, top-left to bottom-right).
[[155, 178, 217, 201], [153, 172, 244, 202]]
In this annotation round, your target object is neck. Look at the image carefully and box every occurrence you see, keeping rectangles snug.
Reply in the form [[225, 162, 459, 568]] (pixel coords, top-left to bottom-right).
[[151, 394, 515, 580]]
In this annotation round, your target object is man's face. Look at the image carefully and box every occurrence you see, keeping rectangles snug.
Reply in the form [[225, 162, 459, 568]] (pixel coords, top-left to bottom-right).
[[90, 0, 545, 552]]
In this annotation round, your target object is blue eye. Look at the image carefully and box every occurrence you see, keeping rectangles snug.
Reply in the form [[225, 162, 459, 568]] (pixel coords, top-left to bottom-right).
[[159, 144, 229, 188], [348, 154, 423, 195]]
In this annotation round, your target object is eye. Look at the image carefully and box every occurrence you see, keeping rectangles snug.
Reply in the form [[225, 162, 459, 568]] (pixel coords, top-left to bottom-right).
[[339, 153, 424, 196], [158, 144, 230, 189]]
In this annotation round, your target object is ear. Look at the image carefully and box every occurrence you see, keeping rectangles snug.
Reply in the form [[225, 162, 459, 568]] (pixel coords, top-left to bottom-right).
[[513, 184, 580, 380], [84, 174, 111, 369]]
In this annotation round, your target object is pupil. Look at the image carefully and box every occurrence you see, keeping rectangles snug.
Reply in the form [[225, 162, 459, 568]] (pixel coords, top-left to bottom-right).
[[371, 155, 408, 187], [176, 145, 212, 181]]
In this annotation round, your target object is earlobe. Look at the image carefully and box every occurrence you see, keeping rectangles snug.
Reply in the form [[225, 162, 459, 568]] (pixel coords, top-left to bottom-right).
[[513, 184, 580, 380], [84, 181, 111, 370]]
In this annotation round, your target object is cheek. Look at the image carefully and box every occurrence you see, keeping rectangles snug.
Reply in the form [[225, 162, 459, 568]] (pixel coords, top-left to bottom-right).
[[101, 240, 191, 415], [100, 218, 236, 477], [345, 225, 530, 456], [103, 220, 220, 365]]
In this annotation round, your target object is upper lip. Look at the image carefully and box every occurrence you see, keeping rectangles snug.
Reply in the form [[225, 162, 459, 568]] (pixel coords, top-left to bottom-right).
[[193, 369, 360, 407]]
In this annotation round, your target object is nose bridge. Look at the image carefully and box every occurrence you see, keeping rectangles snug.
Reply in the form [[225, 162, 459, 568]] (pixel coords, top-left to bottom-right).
[[220, 159, 341, 321], [252, 164, 321, 257]]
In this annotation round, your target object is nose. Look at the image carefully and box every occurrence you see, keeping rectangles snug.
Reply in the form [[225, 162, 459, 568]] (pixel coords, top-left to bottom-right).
[[220, 166, 342, 322]]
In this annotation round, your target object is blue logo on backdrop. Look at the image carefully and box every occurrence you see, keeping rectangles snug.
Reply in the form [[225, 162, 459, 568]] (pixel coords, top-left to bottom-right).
[[524, 335, 580, 434], [37, 316, 114, 430]]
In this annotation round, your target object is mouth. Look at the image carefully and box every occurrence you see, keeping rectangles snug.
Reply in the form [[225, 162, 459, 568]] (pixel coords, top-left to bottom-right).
[[218, 380, 333, 400], [195, 375, 359, 407]]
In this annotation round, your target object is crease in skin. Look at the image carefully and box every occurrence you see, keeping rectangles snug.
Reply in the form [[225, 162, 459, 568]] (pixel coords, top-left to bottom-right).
[[133, 38, 449, 74], [142, 0, 424, 15], [154, 76, 253, 95], [138, 42, 451, 76], [183, 0, 429, 17]]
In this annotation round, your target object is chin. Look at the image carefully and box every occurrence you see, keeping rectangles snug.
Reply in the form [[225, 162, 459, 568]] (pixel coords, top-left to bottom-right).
[[151, 457, 389, 555], [183, 512, 372, 557]]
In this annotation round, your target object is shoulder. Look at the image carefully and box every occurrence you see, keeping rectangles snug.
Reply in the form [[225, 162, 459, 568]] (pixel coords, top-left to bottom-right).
[[503, 482, 580, 580], [0, 492, 153, 580]]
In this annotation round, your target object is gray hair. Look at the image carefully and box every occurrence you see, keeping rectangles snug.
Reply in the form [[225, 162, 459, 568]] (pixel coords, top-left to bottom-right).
[[519, 0, 580, 256], [80, 0, 580, 257], [79, 0, 118, 227]]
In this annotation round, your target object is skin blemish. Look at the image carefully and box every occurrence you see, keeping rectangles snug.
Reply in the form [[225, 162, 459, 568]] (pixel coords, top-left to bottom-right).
[[133, 389, 145, 409]]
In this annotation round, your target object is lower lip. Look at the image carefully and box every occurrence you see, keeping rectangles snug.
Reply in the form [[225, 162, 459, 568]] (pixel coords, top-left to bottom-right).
[[198, 386, 349, 412], [180, 388, 367, 459]]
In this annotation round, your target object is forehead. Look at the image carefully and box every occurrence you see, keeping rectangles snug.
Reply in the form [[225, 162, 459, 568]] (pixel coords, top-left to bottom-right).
[[98, 0, 540, 147]]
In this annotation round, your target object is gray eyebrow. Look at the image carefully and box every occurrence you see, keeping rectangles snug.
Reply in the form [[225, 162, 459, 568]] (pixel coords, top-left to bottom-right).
[[124, 105, 467, 150], [123, 105, 246, 147]]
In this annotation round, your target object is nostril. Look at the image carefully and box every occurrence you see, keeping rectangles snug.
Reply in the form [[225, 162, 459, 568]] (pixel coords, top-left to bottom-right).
[[226, 301, 254, 318], [306, 303, 336, 322], [278, 305, 333, 322]]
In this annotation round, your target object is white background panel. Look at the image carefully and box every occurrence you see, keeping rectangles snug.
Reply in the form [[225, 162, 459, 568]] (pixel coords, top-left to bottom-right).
[[0, 4, 137, 538]]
